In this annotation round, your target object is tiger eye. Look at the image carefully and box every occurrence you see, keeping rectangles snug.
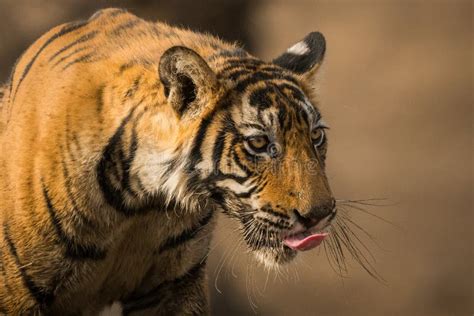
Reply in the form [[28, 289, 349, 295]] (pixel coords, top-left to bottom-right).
[[247, 136, 269, 152], [310, 128, 325, 147]]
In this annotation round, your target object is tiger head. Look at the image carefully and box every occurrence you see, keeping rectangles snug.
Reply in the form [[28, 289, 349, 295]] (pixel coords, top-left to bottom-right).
[[155, 32, 335, 267]]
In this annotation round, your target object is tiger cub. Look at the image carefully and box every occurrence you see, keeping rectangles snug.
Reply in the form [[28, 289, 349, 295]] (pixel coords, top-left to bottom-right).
[[0, 8, 336, 315]]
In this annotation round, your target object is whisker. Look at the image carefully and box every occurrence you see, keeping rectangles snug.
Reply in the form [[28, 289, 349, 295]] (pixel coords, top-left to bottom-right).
[[245, 262, 259, 314], [230, 239, 244, 278], [214, 233, 239, 294], [338, 203, 401, 230], [325, 233, 347, 277], [338, 213, 388, 252], [332, 221, 384, 281], [330, 228, 348, 273], [337, 197, 388, 203], [337, 211, 380, 245], [335, 220, 376, 264]]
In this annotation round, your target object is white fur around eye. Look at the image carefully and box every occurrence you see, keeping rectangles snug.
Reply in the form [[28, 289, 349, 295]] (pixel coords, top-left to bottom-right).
[[287, 41, 310, 55], [316, 119, 329, 129], [312, 129, 325, 147]]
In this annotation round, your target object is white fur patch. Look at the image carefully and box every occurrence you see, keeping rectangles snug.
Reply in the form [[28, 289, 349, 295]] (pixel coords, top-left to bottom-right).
[[216, 178, 249, 194], [316, 119, 329, 128], [287, 41, 309, 55], [98, 302, 123, 316]]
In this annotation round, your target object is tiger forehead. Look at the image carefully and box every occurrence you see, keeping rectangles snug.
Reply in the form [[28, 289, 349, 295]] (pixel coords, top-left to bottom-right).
[[214, 56, 299, 90], [246, 82, 305, 108], [243, 81, 320, 126]]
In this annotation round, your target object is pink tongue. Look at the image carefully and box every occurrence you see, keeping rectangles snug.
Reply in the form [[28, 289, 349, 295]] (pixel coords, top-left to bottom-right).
[[283, 232, 328, 251]]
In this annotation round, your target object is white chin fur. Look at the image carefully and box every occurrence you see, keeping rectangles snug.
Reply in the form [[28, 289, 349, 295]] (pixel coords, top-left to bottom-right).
[[254, 250, 282, 270]]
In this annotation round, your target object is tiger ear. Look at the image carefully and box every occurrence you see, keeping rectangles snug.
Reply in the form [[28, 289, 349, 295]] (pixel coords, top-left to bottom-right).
[[273, 32, 326, 79], [159, 46, 219, 118]]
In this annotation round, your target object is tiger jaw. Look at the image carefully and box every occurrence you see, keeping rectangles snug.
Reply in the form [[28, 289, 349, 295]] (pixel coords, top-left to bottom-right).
[[237, 213, 334, 267]]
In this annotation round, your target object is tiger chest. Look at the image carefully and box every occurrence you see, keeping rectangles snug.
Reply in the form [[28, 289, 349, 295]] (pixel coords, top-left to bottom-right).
[[52, 208, 215, 314]]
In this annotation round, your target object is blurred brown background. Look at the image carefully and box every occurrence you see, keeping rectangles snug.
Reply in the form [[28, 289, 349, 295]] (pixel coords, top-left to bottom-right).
[[0, 0, 471, 315]]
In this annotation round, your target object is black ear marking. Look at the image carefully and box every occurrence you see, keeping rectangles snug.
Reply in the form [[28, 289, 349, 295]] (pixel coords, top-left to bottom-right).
[[159, 46, 218, 117], [273, 32, 326, 74]]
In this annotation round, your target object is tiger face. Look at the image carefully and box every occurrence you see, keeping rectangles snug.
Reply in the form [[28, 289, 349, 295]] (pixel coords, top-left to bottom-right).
[[156, 32, 335, 267]]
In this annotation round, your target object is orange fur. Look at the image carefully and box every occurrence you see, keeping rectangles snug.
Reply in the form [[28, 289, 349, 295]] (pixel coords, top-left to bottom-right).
[[0, 8, 333, 314]]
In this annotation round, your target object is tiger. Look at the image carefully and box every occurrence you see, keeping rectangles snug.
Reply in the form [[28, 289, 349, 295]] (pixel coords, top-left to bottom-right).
[[0, 8, 336, 315]]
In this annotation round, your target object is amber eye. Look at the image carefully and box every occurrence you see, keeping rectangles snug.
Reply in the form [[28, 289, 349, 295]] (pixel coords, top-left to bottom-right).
[[245, 135, 270, 153], [310, 128, 325, 147]]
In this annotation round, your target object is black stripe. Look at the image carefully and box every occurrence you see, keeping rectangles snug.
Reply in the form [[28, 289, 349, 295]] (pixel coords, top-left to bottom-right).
[[48, 30, 98, 62], [160, 157, 180, 179], [226, 69, 253, 81], [0, 250, 15, 299], [204, 121, 250, 184], [121, 120, 141, 197], [115, 137, 127, 185], [123, 76, 142, 100], [256, 216, 290, 230], [187, 110, 215, 172], [278, 104, 288, 129], [207, 48, 249, 62], [232, 148, 251, 175], [210, 189, 243, 218], [260, 205, 290, 220], [216, 60, 260, 78], [96, 85, 105, 115], [218, 57, 263, 71], [237, 123, 265, 132], [235, 71, 299, 93], [187, 95, 234, 175], [212, 126, 227, 174], [295, 103, 309, 126], [13, 21, 87, 99], [97, 106, 150, 215], [277, 82, 306, 103], [60, 152, 98, 230], [259, 65, 286, 73], [7, 53, 24, 100], [52, 46, 89, 68], [41, 181, 106, 260], [119, 62, 137, 73], [3, 222, 54, 306], [157, 209, 214, 254], [62, 53, 95, 71], [111, 19, 140, 35], [253, 178, 268, 195], [249, 86, 273, 109], [234, 184, 259, 199], [229, 130, 252, 176], [96, 107, 135, 214], [224, 65, 289, 83], [122, 259, 207, 315]]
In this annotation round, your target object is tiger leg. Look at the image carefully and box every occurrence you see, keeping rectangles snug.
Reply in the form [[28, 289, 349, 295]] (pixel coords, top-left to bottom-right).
[[120, 260, 209, 316]]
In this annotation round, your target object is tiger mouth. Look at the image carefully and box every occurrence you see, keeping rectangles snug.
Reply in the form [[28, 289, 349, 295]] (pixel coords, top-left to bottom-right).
[[282, 227, 329, 251], [281, 211, 335, 251]]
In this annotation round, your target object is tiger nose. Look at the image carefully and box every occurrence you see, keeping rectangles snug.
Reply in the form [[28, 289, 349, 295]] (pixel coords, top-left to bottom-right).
[[294, 199, 336, 228]]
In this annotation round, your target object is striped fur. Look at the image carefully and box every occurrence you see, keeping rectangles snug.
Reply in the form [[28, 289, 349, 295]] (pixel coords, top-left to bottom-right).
[[0, 8, 334, 315]]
